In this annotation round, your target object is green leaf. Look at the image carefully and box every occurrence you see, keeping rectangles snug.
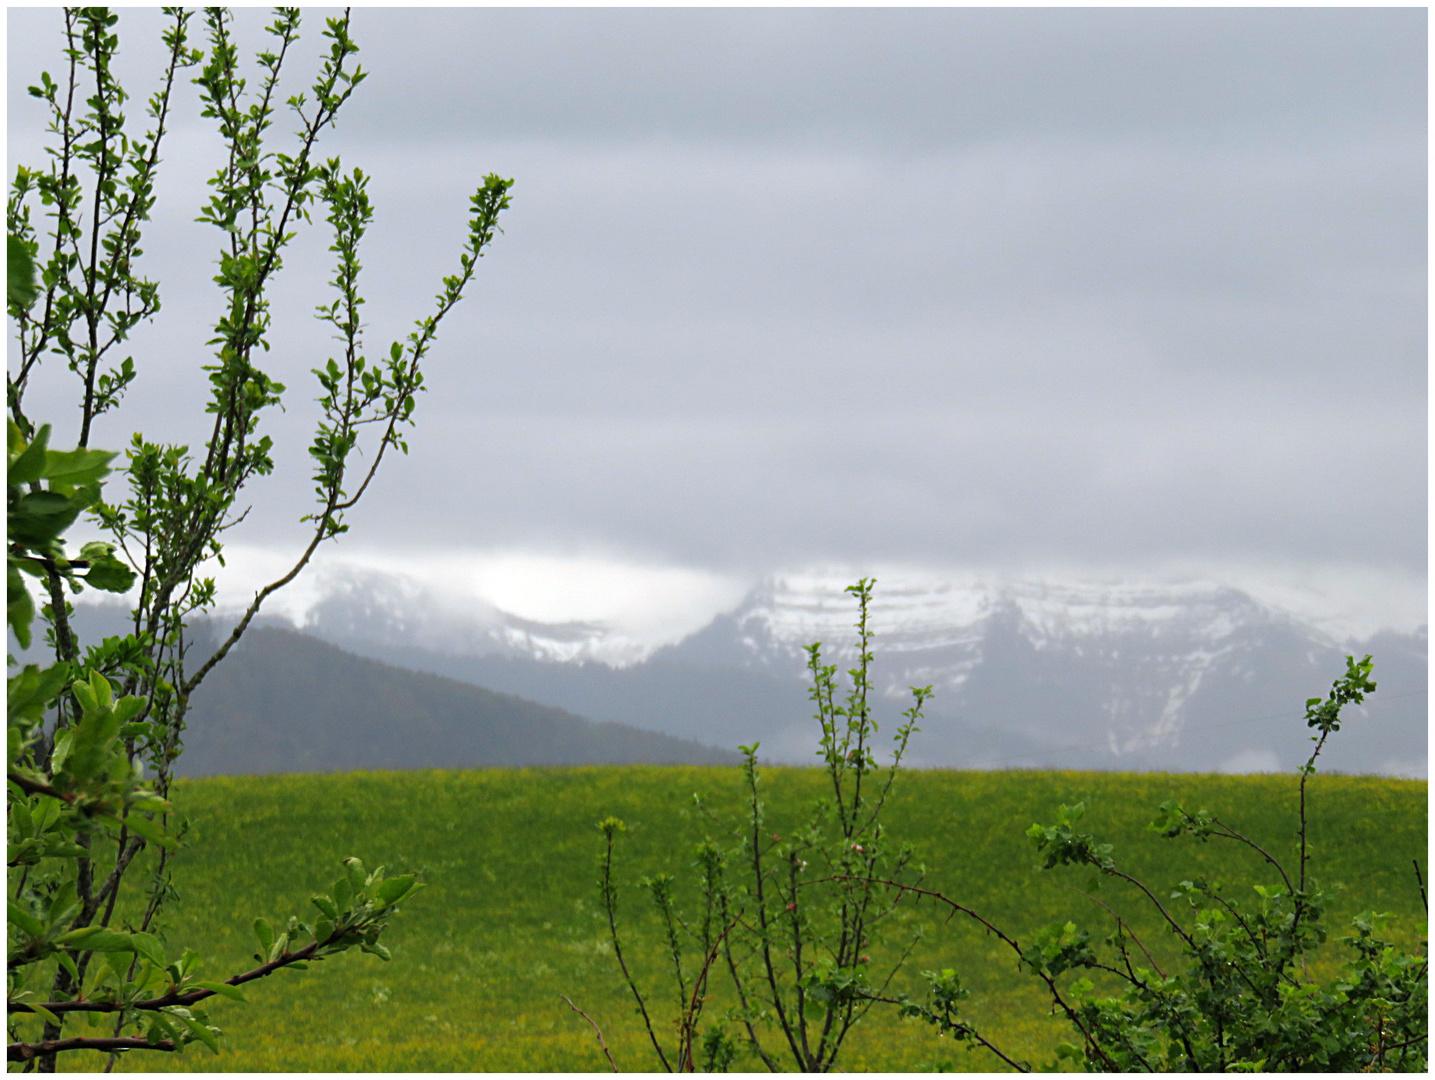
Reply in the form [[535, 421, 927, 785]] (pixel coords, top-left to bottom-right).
[[192, 981, 248, 1003], [7, 564, 35, 649], [7, 660, 69, 724], [146, 1013, 180, 1046], [79, 549, 136, 593], [46, 881, 78, 927], [343, 856, 367, 892], [55, 950, 79, 982], [8, 900, 44, 938], [126, 792, 170, 815], [9, 489, 84, 545], [181, 1015, 220, 1053], [49, 728, 73, 772], [59, 926, 135, 953], [110, 695, 148, 726], [253, 917, 274, 955], [7, 423, 50, 486], [375, 873, 417, 908], [42, 448, 115, 490], [25, 1002, 61, 1027], [8, 234, 39, 310], [40, 839, 89, 859], [130, 931, 167, 968], [122, 811, 177, 849], [89, 668, 113, 707]]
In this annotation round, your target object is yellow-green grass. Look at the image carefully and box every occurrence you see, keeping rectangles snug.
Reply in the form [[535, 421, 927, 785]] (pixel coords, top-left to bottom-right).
[[42, 766, 1426, 1072]]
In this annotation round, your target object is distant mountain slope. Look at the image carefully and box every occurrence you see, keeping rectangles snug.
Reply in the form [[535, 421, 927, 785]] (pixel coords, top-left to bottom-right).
[[302, 639, 815, 761], [305, 570, 1426, 776], [177, 626, 738, 776]]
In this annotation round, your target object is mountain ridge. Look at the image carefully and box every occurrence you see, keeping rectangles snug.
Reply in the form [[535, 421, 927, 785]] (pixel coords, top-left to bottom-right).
[[34, 570, 1425, 777], [301, 569, 1427, 776]]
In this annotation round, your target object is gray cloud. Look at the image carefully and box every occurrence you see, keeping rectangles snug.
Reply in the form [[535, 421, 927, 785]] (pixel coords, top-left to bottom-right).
[[335, 8, 1424, 150], [7, 8, 1426, 620]]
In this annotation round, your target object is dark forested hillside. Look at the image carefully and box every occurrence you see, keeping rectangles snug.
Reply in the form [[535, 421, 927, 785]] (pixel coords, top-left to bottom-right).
[[177, 626, 738, 776]]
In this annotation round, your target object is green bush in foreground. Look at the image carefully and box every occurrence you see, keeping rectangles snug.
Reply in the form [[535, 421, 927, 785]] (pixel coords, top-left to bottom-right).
[[895, 655, 1427, 1071]]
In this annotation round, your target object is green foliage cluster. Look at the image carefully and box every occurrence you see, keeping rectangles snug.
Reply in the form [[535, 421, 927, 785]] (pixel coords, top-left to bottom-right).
[[7, 7, 506, 1068], [595, 581, 931, 1072], [895, 655, 1428, 1072]]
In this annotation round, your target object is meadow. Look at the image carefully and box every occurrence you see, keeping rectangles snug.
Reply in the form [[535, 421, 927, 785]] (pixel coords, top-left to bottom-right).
[[77, 765, 1426, 1072]]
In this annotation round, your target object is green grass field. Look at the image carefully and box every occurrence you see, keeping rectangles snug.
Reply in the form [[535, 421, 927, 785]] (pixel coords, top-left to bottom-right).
[[51, 765, 1426, 1072]]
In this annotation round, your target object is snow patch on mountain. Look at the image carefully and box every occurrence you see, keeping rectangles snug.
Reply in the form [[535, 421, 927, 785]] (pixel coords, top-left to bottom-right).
[[299, 564, 653, 666]]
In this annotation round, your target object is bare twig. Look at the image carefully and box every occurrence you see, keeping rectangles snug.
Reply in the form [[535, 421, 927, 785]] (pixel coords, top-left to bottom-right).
[[813, 874, 1120, 1071], [598, 829, 672, 1072], [862, 991, 1030, 1072], [558, 995, 618, 1072], [1059, 885, 1166, 979], [678, 914, 741, 1071], [1206, 814, 1295, 896]]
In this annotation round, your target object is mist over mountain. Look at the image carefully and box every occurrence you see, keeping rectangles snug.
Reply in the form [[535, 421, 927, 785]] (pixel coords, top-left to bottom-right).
[[300, 568, 1427, 777], [28, 567, 1423, 778]]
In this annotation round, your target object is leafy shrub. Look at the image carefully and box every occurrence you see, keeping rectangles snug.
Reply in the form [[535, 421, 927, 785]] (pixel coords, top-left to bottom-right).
[[892, 655, 1428, 1072]]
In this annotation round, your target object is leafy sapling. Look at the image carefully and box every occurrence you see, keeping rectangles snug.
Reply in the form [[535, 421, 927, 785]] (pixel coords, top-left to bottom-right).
[[588, 581, 933, 1072], [8, 7, 510, 1068]]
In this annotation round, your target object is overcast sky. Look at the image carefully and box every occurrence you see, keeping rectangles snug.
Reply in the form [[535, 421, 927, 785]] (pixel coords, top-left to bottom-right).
[[7, 7, 1428, 641]]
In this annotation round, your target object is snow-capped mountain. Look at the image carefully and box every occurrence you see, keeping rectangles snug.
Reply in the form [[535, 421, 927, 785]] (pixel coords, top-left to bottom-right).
[[652, 572, 1427, 775], [296, 566, 1426, 777]]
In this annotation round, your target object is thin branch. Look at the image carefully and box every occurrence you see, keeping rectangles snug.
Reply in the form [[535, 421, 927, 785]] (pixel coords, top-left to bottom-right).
[[558, 995, 618, 1072], [9, 1036, 175, 1063], [678, 915, 741, 1072], [716, 893, 780, 1072], [9, 932, 342, 1017], [863, 991, 1030, 1072], [598, 832, 671, 1072], [1103, 867, 1195, 951], [6, 774, 75, 804], [813, 875, 1120, 1071], [1205, 814, 1295, 896], [804, 876, 1025, 957], [1059, 885, 1166, 979], [691, 795, 741, 842]]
